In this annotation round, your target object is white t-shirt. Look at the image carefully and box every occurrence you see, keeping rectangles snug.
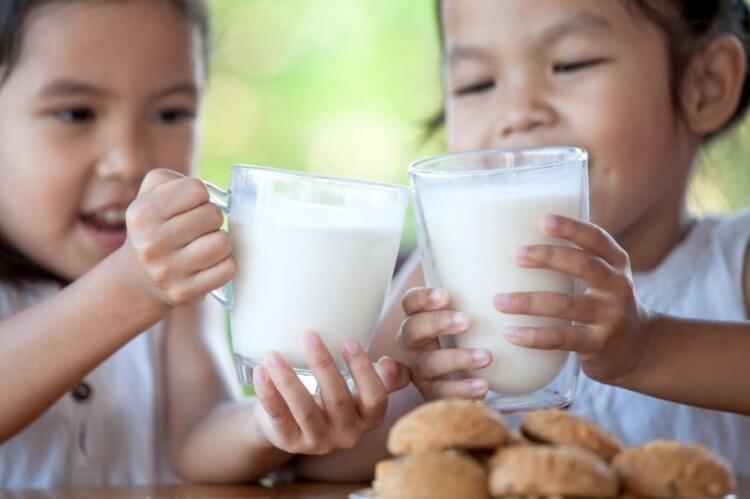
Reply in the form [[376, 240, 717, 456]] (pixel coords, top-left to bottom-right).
[[0, 280, 180, 488], [573, 210, 750, 473]]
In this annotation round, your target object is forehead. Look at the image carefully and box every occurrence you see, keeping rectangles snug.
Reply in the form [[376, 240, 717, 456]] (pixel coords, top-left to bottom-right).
[[442, 0, 641, 49], [12, 0, 201, 91]]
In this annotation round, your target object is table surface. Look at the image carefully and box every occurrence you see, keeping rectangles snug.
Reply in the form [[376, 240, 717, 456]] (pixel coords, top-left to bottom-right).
[[0, 482, 364, 499], [2, 477, 748, 499]]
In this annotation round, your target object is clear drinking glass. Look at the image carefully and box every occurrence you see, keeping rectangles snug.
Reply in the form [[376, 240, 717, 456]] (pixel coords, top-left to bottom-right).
[[210, 165, 409, 393], [410, 147, 589, 411]]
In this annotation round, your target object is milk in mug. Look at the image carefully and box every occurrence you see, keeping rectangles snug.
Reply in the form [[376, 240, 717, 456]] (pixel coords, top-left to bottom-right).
[[421, 183, 583, 394], [230, 200, 403, 370]]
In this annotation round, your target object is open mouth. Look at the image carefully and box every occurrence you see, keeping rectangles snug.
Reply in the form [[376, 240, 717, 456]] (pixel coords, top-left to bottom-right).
[[80, 208, 127, 250]]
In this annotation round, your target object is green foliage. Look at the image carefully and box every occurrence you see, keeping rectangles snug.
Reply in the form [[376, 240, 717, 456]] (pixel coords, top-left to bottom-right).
[[198, 0, 749, 254]]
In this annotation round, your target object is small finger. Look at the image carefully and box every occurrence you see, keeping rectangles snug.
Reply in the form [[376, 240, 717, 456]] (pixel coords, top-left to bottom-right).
[[342, 339, 389, 430], [175, 230, 233, 273], [428, 378, 489, 399], [168, 256, 236, 303], [265, 351, 329, 443], [374, 357, 411, 393], [539, 215, 629, 268], [412, 348, 491, 381], [516, 245, 619, 291], [161, 202, 225, 248], [504, 325, 601, 352], [494, 292, 602, 323], [302, 331, 358, 432], [137, 168, 184, 195], [252, 365, 299, 443], [398, 310, 470, 350], [402, 287, 450, 315]]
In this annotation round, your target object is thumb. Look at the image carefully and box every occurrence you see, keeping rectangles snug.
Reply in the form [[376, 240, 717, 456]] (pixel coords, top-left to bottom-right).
[[375, 357, 412, 393]]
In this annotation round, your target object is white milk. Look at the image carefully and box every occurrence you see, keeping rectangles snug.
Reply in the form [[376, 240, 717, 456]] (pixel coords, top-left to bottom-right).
[[230, 201, 402, 370], [421, 184, 583, 394]]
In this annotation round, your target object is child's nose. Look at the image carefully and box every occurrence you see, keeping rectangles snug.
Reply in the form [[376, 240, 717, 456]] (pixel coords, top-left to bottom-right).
[[491, 82, 557, 141], [96, 134, 151, 182]]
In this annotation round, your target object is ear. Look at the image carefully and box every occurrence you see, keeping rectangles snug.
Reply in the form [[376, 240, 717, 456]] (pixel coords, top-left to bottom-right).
[[680, 34, 747, 135]]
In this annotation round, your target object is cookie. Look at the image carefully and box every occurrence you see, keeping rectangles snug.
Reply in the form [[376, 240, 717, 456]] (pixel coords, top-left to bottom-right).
[[387, 399, 509, 455], [489, 445, 620, 498], [612, 440, 735, 498], [521, 409, 623, 461], [373, 450, 490, 499]]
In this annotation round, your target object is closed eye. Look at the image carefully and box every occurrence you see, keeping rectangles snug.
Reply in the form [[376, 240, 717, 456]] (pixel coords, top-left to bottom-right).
[[153, 107, 195, 125], [54, 107, 95, 123], [454, 80, 495, 97], [553, 58, 608, 74]]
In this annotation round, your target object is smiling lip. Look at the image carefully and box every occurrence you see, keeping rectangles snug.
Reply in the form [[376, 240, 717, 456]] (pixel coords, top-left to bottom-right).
[[79, 208, 128, 250]]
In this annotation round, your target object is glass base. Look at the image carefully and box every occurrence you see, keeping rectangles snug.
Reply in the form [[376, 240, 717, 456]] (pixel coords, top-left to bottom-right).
[[483, 387, 574, 413], [234, 353, 355, 395]]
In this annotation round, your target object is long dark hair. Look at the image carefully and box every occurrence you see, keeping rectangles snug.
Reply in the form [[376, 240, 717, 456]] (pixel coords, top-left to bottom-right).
[[0, 0, 211, 283]]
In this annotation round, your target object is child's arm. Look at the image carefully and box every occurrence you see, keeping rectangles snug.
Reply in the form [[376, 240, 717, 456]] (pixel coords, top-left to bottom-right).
[[165, 302, 411, 483], [0, 169, 231, 443], [161, 300, 292, 482], [0, 253, 169, 442], [168, 255, 421, 483], [609, 315, 750, 414], [495, 216, 750, 415]]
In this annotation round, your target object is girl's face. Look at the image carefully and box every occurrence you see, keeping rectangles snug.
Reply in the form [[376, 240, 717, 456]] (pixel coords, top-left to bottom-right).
[[0, 0, 203, 280], [443, 0, 700, 237]]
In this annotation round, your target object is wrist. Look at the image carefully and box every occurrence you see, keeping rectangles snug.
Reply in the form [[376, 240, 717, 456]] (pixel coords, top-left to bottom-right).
[[99, 247, 172, 319], [609, 308, 657, 388]]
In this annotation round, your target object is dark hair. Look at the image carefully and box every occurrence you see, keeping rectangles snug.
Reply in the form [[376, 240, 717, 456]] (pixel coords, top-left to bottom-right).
[[427, 0, 750, 137], [0, 0, 211, 283]]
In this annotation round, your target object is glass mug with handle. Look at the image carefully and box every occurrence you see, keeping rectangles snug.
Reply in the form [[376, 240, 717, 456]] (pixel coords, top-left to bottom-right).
[[410, 147, 589, 411], [207, 164, 409, 393]]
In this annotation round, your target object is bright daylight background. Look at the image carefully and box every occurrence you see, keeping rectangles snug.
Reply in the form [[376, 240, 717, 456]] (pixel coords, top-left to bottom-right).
[[198, 0, 750, 255]]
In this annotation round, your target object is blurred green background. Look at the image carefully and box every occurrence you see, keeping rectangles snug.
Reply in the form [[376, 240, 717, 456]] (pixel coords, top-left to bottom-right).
[[197, 0, 750, 253]]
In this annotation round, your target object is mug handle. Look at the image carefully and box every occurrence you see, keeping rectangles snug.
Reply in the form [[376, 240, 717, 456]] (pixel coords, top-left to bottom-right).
[[203, 181, 234, 309]]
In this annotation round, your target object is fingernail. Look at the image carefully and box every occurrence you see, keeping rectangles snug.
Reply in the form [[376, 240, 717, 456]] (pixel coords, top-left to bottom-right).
[[543, 215, 559, 233], [471, 379, 488, 394], [504, 327, 523, 340], [266, 351, 283, 368], [254, 365, 268, 383], [303, 330, 322, 349], [453, 312, 469, 328], [495, 294, 511, 307], [429, 288, 446, 304], [344, 339, 362, 355], [517, 246, 530, 261], [472, 349, 491, 366]]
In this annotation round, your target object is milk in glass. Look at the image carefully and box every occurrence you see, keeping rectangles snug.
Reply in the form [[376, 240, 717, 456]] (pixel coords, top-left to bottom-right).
[[230, 200, 402, 369], [421, 184, 582, 394]]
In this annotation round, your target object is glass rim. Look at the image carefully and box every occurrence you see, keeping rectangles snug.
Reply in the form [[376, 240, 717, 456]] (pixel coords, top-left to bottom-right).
[[408, 146, 587, 177], [231, 163, 410, 195]]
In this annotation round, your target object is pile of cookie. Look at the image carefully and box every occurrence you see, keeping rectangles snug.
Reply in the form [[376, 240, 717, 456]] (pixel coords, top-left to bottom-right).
[[371, 399, 736, 499]]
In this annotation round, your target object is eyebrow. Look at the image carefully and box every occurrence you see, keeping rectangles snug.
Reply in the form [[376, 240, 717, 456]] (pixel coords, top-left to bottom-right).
[[446, 44, 492, 64], [538, 11, 613, 44], [447, 11, 612, 64], [38, 79, 110, 98], [37, 79, 199, 99], [152, 82, 199, 100]]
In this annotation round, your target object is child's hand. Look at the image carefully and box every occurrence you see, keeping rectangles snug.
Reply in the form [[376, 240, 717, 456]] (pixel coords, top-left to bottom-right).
[[495, 215, 651, 384], [251, 331, 409, 455], [398, 288, 490, 400], [123, 169, 236, 306]]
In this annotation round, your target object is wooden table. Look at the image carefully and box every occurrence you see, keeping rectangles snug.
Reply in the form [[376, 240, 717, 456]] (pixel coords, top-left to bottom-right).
[[2, 477, 748, 498], [0, 482, 365, 499]]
